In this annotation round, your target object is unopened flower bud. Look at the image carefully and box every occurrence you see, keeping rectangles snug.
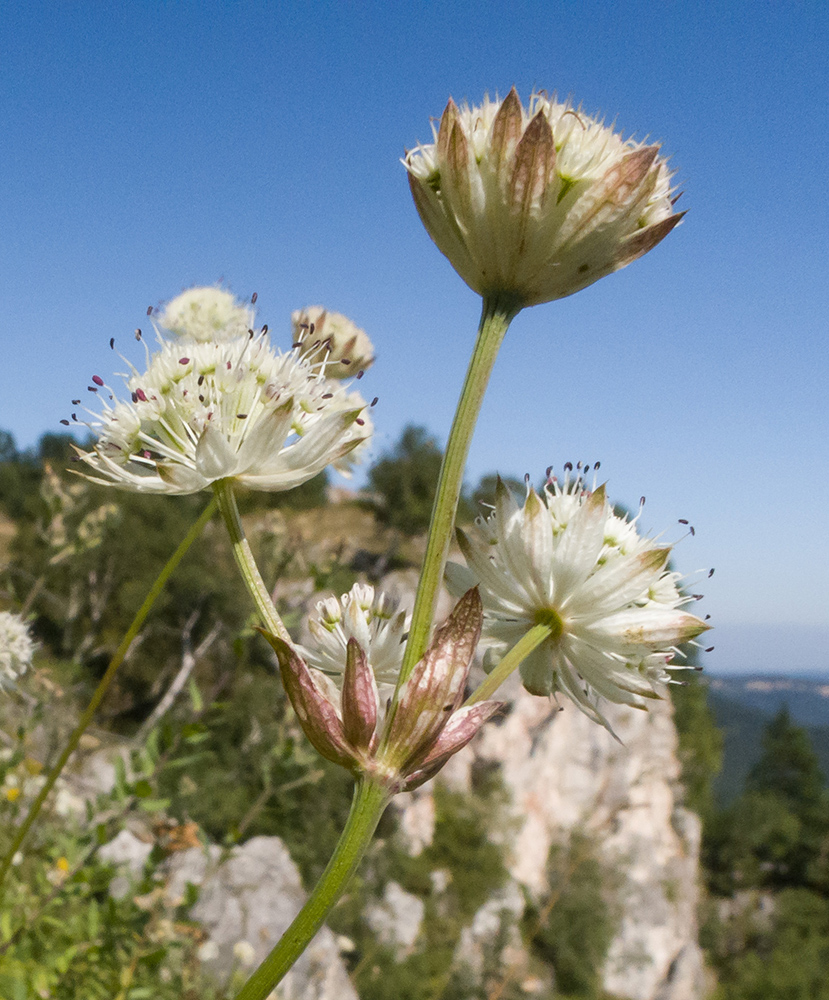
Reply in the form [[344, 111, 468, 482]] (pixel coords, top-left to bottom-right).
[[405, 88, 683, 308]]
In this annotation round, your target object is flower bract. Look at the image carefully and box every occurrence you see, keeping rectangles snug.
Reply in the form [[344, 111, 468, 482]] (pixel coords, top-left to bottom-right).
[[405, 88, 683, 307], [76, 290, 372, 494], [446, 470, 709, 730], [262, 590, 504, 792]]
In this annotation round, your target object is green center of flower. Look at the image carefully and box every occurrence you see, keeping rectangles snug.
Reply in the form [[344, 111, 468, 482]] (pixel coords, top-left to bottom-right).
[[534, 607, 565, 643]]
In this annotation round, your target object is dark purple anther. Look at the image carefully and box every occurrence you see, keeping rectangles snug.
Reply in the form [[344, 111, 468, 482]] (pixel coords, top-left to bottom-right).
[[92, 375, 104, 386]]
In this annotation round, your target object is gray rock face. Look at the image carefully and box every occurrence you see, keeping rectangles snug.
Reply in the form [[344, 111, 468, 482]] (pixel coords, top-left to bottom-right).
[[164, 836, 357, 1000], [394, 676, 706, 1000], [98, 828, 153, 899], [364, 881, 425, 957]]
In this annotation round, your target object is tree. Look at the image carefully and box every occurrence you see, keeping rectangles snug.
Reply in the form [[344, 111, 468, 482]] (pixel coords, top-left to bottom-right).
[[747, 708, 826, 815], [368, 426, 466, 534]]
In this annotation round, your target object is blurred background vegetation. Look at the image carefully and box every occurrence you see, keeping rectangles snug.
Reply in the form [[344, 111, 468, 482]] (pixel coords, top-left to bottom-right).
[[0, 425, 828, 998]]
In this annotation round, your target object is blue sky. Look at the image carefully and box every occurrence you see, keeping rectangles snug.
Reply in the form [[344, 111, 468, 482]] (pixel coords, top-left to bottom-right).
[[1, 1, 827, 674]]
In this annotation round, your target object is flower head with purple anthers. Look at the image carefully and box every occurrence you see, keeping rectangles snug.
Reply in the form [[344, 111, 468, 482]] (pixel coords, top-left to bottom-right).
[[74, 288, 372, 494], [447, 466, 709, 730]]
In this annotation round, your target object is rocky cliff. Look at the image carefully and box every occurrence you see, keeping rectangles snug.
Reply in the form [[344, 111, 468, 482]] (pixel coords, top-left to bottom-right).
[[393, 675, 706, 1000]]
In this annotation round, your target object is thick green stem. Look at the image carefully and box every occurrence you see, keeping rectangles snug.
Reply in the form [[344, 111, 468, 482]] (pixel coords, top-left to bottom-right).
[[464, 624, 552, 706], [397, 296, 520, 688], [233, 778, 390, 1000], [0, 497, 217, 894], [213, 479, 291, 643]]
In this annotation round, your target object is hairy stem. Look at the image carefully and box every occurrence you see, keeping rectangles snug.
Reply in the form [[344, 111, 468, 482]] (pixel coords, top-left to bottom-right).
[[0, 497, 216, 893], [213, 479, 291, 643], [233, 778, 390, 1000]]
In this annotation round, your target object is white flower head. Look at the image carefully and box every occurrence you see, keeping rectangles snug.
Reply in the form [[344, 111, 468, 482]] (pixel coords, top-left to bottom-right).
[[76, 290, 372, 494], [405, 88, 683, 307], [291, 307, 375, 380], [300, 583, 408, 688], [446, 467, 709, 730], [0, 612, 35, 687], [157, 287, 255, 342]]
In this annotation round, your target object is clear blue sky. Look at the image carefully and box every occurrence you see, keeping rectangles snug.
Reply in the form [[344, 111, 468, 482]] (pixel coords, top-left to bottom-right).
[[1, 1, 827, 674]]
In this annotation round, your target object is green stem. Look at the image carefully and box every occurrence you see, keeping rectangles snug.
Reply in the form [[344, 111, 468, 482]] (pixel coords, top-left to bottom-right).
[[0, 497, 217, 894], [233, 778, 390, 1000], [464, 624, 552, 706], [397, 295, 520, 688], [213, 479, 291, 643]]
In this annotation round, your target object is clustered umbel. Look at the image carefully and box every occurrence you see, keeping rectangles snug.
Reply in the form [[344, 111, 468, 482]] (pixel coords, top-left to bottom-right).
[[446, 464, 709, 732], [405, 88, 683, 307], [73, 288, 374, 494]]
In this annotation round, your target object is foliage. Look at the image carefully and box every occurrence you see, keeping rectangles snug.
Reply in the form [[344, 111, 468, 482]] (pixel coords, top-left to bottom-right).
[[330, 777, 512, 1000], [705, 889, 829, 1000], [671, 673, 724, 822], [699, 708, 829, 997], [157, 667, 356, 885], [368, 425, 448, 535], [0, 691, 247, 999], [703, 709, 829, 895], [0, 431, 51, 521], [527, 831, 620, 999]]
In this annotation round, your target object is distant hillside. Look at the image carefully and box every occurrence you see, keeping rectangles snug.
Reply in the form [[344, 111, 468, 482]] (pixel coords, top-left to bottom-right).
[[705, 675, 829, 803], [708, 674, 829, 728]]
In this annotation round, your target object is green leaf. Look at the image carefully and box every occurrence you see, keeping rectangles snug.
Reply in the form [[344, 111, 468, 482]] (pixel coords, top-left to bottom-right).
[[138, 797, 171, 812], [188, 676, 203, 712]]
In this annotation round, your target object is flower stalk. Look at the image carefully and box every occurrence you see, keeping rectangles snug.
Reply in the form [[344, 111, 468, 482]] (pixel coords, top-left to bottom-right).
[[233, 777, 390, 1000], [396, 294, 520, 690], [0, 497, 217, 893], [213, 479, 291, 643], [465, 623, 553, 707]]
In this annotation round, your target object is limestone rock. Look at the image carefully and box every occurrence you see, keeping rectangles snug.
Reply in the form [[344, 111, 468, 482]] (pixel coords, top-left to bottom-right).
[[364, 881, 425, 957], [164, 836, 357, 1000], [394, 673, 706, 1000]]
